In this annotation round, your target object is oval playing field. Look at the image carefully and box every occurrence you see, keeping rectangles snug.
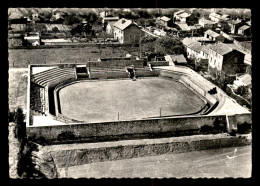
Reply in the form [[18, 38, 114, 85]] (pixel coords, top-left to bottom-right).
[[58, 77, 206, 123]]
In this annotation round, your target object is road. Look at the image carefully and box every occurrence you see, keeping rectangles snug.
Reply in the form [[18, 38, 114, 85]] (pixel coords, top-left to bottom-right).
[[58, 145, 251, 178]]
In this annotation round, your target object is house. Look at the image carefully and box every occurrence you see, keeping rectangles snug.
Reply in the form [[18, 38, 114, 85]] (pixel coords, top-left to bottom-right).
[[204, 29, 225, 42], [175, 22, 191, 32], [225, 43, 252, 69], [228, 19, 243, 34], [233, 73, 251, 90], [102, 16, 120, 24], [153, 29, 166, 37], [31, 13, 39, 19], [173, 10, 185, 18], [24, 32, 41, 46], [198, 18, 217, 30], [113, 18, 143, 44], [106, 21, 117, 35], [209, 12, 221, 22], [182, 37, 202, 59], [8, 38, 23, 47], [199, 44, 211, 59], [246, 21, 251, 26], [9, 24, 26, 32], [238, 25, 251, 36], [166, 54, 187, 65], [190, 37, 212, 44], [182, 37, 196, 48], [174, 11, 191, 23], [208, 42, 246, 82], [186, 42, 203, 59], [157, 16, 171, 27]]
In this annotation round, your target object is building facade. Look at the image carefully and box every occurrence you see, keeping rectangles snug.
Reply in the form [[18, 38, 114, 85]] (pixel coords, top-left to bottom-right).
[[204, 30, 225, 42], [113, 19, 143, 44], [208, 43, 246, 82]]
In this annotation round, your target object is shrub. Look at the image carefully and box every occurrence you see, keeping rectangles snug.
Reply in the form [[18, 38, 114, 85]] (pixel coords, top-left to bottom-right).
[[213, 118, 226, 133], [237, 122, 251, 134], [57, 131, 76, 141], [13, 107, 26, 140]]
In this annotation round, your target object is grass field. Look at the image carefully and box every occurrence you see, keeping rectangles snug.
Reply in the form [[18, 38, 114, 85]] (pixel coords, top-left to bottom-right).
[[60, 145, 251, 178], [58, 78, 205, 123], [8, 68, 28, 112], [8, 46, 139, 68]]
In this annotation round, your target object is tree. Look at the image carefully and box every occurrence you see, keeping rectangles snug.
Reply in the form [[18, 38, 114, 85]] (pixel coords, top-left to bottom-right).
[[219, 20, 231, 33], [63, 14, 81, 25], [186, 13, 199, 26], [154, 37, 185, 55], [14, 107, 26, 140], [8, 108, 15, 122], [139, 35, 157, 54], [35, 24, 47, 33], [70, 25, 82, 36], [52, 26, 59, 33]]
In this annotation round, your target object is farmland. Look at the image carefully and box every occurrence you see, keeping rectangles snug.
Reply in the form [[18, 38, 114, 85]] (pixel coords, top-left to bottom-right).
[[8, 46, 139, 67]]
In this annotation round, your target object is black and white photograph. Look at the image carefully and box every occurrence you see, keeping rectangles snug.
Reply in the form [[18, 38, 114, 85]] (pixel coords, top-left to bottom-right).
[[8, 7, 252, 179]]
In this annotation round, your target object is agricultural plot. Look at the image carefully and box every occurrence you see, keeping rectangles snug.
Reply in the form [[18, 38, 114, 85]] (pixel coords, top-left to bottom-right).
[[8, 46, 139, 67], [44, 24, 71, 31]]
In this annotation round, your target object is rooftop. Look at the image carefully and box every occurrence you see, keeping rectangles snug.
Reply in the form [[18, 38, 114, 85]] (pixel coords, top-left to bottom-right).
[[199, 18, 216, 25], [201, 44, 211, 54], [238, 25, 251, 31], [177, 12, 191, 18], [174, 10, 185, 16], [160, 16, 171, 22], [182, 37, 196, 46], [176, 23, 190, 31], [169, 54, 187, 63], [228, 19, 242, 25], [187, 42, 203, 53], [236, 73, 251, 86], [209, 12, 221, 18], [113, 18, 133, 30], [205, 29, 220, 38], [209, 42, 233, 55], [103, 17, 120, 21]]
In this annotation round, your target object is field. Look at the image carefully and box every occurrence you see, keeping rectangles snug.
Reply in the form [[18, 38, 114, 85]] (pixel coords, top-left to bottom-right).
[[59, 145, 251, 178], [8, 68, 28, 112], [8, 46, 139, 68], [58, 78, 205, 123]]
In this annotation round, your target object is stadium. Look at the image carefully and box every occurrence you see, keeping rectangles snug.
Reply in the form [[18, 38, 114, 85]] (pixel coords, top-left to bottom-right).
[[26, 57, 251, 144]]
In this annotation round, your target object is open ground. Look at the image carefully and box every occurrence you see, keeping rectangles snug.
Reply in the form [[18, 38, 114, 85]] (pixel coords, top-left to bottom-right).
[[8, 68, 28, 111], [8, 46, 139, 68], [58, 78, 205, 122], [58, 145, 251, 178]]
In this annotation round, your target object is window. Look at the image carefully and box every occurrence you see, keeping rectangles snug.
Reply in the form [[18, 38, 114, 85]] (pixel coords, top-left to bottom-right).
[[234, 57, 238, 63]]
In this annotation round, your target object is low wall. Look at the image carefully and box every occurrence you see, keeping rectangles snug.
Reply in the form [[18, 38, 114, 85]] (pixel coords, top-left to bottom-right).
[[148, 61, 169, 66], [179, 76, 217, 105], [50, 134, 251, 168], [135, 70, 160, 77], [90, 71, 129, 79], [87, 59, 144, 68], [159, 70, 182, 80], [27, 115, 227, 144], [226, 113, 251, 133]]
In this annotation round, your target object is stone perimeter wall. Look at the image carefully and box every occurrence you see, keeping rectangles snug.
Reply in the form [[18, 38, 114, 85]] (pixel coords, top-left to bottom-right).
[[27, 115, 228, 143]]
